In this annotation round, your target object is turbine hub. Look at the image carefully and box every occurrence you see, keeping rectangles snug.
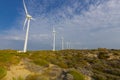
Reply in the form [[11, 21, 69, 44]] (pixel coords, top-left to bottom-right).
[[53, 31, 56, 33], [26, 14, 32, 19]]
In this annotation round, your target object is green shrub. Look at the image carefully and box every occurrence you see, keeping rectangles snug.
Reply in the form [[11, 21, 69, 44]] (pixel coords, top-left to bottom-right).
[[104, 68, 120, 76], [0, 67, 7, 79], [69, 70, 85, 80], [12, 76, 24, 80], [56, 62, 68, 68], [98, 52, 109, 59], [25, 74, 49, 80], [0, 53, 20, 67], [93, 74, 107, 80], [92, 70, 107, 80], [33, 59, 49, 67]]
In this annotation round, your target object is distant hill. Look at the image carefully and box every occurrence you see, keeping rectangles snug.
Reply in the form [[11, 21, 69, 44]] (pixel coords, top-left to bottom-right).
[[0, 49, 120, 80]]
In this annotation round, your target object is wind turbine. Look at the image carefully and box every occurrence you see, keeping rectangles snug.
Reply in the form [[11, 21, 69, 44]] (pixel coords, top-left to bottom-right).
[[66, 42, 70, 49], [52, 27, 56, 51], [23, 0, 34, 53], [61, 37, 64, 50]]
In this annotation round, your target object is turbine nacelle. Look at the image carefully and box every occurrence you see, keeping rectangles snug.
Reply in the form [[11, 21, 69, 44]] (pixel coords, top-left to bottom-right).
[[26, 14, 32, 19], [53, 30, 56, 33], [53, 28, 56, 33]]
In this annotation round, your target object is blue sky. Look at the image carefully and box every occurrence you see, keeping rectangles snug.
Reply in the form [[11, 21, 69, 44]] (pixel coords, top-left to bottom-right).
[[0, 0, 22, 30], [0, 0, 120, 50]]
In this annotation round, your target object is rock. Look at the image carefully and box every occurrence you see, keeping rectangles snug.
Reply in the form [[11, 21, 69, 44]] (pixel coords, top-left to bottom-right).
[[66, 74, 74, 80]]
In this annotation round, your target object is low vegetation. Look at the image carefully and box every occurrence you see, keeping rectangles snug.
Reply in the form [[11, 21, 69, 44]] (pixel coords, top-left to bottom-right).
[[69, 70, 85, 80], [0, 48, 120, 80], [0, 67, 7, 79], [0, 50, 20, 69], [25, 74, 49, 80]]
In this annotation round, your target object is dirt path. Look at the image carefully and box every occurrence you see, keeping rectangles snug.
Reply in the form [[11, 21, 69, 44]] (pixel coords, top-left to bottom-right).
[[3, 61, 32, 80]]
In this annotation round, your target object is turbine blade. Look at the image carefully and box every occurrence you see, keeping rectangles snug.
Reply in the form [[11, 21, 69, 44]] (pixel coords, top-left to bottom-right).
[[23, 0, 28, 15], [31, 18, 35, 21], [23, 18, 28, 30]]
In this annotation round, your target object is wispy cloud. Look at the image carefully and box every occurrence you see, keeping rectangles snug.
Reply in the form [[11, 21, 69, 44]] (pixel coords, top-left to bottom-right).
[[1, 0, 120, 50]]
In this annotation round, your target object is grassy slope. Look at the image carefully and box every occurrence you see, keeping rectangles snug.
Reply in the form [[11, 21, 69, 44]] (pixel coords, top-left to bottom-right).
[[0, 49, 120, 80]]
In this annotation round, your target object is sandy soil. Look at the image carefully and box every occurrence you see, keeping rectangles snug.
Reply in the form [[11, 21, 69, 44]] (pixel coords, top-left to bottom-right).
[[2, 61, 32, 80]]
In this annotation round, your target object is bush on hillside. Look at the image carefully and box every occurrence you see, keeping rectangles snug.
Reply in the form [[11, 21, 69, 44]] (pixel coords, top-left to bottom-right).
[[25, 74, 49, 80], [33, 59, 49, 67], [0, 53, 20, 68], [0, 67, 7, 79], [69, 70, 85, 80], [98, 52, 109, 59]]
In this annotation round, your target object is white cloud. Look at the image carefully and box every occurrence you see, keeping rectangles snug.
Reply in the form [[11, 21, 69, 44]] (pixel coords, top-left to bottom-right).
[[1, 0, 120, 50]]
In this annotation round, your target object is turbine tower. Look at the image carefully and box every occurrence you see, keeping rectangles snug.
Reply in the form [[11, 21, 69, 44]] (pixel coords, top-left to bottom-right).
[[66, 42, 69, 49], [61, 37, 64, 50], [52, 27, 56, 51], [66, 42, 70, 49], [23, 0, 34, 53]]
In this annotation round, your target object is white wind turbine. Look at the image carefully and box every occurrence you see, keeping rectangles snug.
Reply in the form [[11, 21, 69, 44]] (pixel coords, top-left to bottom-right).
[[61, 37, 64, 50], [52, 27, 56, 51], [22, 0, 34, 53], [66, 42, 71, 49]]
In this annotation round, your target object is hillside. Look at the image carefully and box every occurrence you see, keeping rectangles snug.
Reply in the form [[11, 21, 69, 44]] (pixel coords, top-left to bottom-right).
[[0, 49, 120, 80]]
